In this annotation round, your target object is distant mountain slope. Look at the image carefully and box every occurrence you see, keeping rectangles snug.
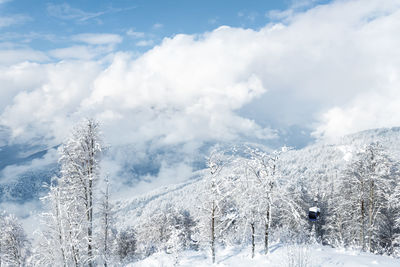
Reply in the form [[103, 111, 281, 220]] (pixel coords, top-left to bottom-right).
[[2, 126, 400, 206], [0, 145, 58, 202], [113, 126, 400, 230]]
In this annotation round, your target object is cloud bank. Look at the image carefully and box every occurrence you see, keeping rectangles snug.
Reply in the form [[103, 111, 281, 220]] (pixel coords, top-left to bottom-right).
[[1, 0, 400, 187]]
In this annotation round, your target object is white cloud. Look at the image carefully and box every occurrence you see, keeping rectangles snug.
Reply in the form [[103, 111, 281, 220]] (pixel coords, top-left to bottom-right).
[[0, 49, 48, 65], [1, 0, 400, 206], [313, 91, 400, 141], [126, 28, 145, 38], [1, 0, 400, 179], [0, 60, 102, 143], [0, 61, 48, 113], [49, 45, 98, 60], [72, 33, 122, 45], [0, 14, 30, 28], [135, 40, 154, 47]]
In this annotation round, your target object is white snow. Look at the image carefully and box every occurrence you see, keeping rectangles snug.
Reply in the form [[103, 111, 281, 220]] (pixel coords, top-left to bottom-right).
[[129, 244, 400, 267], [309, 207, 320, 213]]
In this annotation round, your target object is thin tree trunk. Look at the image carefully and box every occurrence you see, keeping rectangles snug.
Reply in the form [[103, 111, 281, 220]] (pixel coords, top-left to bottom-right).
[[104, 181, 109, 267], [68, 225, 79, 267], [361, 198, 365, 251], [211, 201, 216, 264], [88, 178, 93, 267], [264, 206, 270, 254], [104, 208, 108, 267], [87, 132, 95, 267], [251, 223, 255, 258], [368, 179, 374, 252], [55, 190, 67, 267]]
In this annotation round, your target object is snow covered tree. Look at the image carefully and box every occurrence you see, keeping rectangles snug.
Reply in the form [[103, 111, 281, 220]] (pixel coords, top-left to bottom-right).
[[244, 147, 302, 255], [98, 177, 115, 267], [0, 212, 30, 266], [200, 148, 235, 263], [116, 227, 137, 264], [135, 202, 197, 259], [202, 148, 236, 263], [323, 172, 347, 247], [246, 148, 277, 255], [58, 118, 103, 265], [204, 149, 224, 264], [233, 161, 260, 258], [33, 181, 73, 266], [339, 143, 393, 252], [34, 118, 103, 266]]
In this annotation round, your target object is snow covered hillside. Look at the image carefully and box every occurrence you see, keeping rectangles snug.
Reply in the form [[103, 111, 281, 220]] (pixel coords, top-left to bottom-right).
[[4, 125, 400, 266], [113, 126, 400, 229], [109, 126, 400, 265]]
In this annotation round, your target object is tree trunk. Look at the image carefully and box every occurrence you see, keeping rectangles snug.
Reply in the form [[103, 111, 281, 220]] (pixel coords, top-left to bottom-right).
[[368, 179, 374, 252], [55, 191, 67, 267], [211, 201, 216, 264], [251, 223, 255, 258], [264, 206, 270, 254], [87, 133, 95, 267], [360, 198, 365, 251], [104, 181, 109, 267], [88, 178, 93, 267], [104, 210, 108, 267]]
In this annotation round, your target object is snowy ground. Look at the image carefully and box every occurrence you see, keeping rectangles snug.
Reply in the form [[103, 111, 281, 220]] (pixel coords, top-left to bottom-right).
[[129, 244, 400, 267]]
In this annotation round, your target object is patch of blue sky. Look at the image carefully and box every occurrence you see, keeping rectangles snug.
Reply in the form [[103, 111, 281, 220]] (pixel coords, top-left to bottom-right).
[[0, 0, 332, 54]]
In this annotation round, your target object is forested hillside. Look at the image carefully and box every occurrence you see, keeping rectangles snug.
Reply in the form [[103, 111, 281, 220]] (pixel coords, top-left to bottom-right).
[[2, 123, 400, 266]]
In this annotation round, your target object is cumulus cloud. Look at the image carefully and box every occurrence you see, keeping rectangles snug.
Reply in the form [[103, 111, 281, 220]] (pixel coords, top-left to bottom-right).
[[1, 0, 400, 190], [0, 60, 102, 143], [313, 91, 400, 141]]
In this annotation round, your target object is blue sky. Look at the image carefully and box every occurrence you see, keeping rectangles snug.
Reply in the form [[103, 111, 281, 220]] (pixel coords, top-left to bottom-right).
[[1, 0, 328, 52]]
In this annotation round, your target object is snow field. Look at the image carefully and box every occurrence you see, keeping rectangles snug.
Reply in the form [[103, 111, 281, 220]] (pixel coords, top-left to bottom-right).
[[130, 244, 400, 267]]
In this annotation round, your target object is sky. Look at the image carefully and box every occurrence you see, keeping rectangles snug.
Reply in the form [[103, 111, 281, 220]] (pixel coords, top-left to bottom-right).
[[1, 0, 400, 201], [0, 0, 317, 52]]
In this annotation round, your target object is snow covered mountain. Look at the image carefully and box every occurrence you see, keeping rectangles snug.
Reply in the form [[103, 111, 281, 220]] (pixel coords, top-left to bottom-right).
[[108, 126, 400, 265], [3, 126, 400, 265], [1, 126, 399, 206], [113, 126, 400, 229]]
